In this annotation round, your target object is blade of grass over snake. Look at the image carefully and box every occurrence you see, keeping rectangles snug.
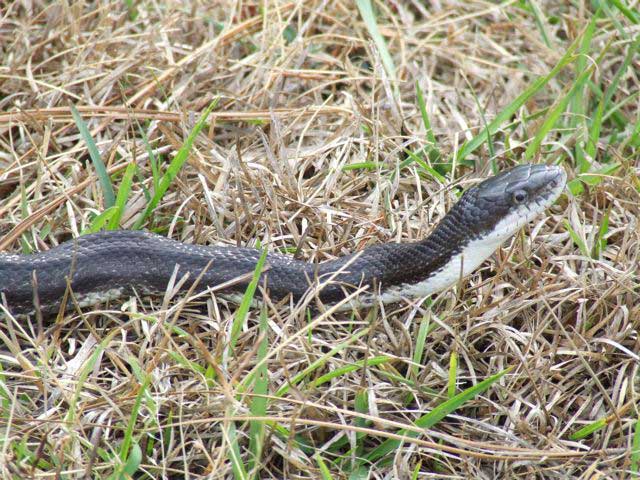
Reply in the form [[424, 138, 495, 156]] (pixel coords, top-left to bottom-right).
[[107, 161, 137, 230], [71, 104, 116, 208], [133, 97, 219, 229], [228, 248, 268, 357]]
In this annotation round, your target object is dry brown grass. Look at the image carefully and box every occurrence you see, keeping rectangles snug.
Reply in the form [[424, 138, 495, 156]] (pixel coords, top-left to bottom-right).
[[1, 1, 639, 478]]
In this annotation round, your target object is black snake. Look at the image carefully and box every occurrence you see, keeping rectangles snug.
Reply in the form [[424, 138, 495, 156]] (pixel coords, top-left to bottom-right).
[[0, 164, 566, 316]]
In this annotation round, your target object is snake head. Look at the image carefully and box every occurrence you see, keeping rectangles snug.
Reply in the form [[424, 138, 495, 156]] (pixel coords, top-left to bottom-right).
[[457, 164, 566, 242]]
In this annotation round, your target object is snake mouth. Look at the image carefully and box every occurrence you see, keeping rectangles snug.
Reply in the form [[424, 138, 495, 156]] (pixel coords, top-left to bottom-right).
[[526, 165, 566, 214]]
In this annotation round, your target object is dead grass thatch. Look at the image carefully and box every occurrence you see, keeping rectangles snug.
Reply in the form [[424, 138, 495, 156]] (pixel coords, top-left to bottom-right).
[[1, 1, 639, 478]]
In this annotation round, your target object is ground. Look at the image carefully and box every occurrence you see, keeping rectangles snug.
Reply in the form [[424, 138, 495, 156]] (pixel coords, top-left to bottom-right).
[[1, 1, 639, 478]]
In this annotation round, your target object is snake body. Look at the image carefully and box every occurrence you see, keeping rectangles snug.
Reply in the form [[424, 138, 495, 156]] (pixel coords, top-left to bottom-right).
[[0, 164, 566, 316]]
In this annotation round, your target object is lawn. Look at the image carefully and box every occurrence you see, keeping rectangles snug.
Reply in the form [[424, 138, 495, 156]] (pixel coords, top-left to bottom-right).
[[0, 1, 639, 478]]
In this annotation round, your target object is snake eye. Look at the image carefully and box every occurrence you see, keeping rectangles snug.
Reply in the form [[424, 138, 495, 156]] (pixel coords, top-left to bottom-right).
[[512, 190, 528, 204]]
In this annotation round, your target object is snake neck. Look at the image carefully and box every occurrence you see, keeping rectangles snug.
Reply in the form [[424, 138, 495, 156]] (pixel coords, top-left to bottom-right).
[[356, 196, 503, 306]]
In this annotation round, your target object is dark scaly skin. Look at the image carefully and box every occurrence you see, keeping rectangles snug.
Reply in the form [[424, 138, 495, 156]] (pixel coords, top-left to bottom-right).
[[0, 164, 565, 316]]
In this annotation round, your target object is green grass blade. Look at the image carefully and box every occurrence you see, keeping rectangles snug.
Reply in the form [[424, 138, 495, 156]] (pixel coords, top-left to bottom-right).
[[342, 161, 381, 171], [464, 77, 496, 172], [447, 351, 458, 398], [70, 105, 116, 208], [133, 98, 219, 229], [585, 94, 606, 165], [248, 307, 269, 476], [410, 312, 432, 380], [119, 443, 142, 480], [584, 31, 640, 165], [364, 366, 512, 464], [416, 367, 512, 427], [415, 81, 440, 162], [526, 0, 552, 47], [224, 419, 248, 480], [118, 385, 146, 462], [167, 350, 206, 374], [570, 9, 597, 170], [602, 31, 640, 105], [609, 0, 640, 24], [632, 414, 640, 475], [569, 417, 608, 440], [314, 453, 335, 480], [347, 466, 369, 480], [356, 0, 397, 90], [563, 220, 590, 257], [411, 461, 421, 480], [599, 32, 640, 142], [108, 161, 137, 230], [375, 368, 439, 397], [228, 247, 268, 357], [354, 387, 370, 447], [84, 206, 118, 234], [598, 1, 629, 38], [274, 327, 372, 397], [399, 149, 447, 183], [138, 125, 161, 192], [0, 364, 10, 414], [566, 162, 621, 196], [592, 208, 610, 259], [19, 185, 32, 253], [455, 32, 581, 163], [630, 116, 640, 148], [64, 331, 118, 425], [524, 63, 595, 161], [305, 356, 391, 391]]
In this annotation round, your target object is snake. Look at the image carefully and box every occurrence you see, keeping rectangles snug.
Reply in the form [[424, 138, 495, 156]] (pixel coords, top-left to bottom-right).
[[0, 164, 566, 317]]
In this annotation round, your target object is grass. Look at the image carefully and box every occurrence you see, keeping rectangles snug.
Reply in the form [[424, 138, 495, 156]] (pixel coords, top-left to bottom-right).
[[1, 1, 639, 478]]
